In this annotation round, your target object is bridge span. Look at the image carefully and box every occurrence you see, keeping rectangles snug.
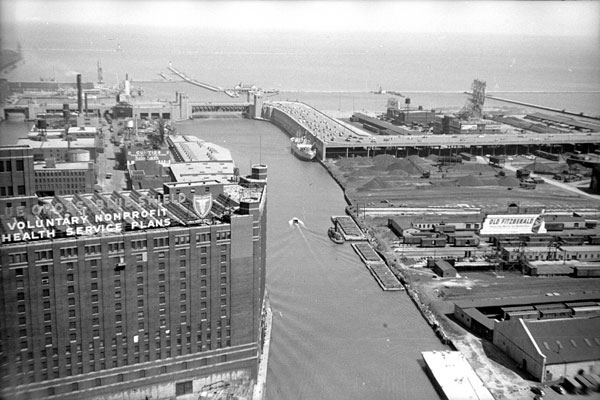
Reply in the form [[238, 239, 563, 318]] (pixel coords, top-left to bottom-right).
[[263, 101, 600, 161]]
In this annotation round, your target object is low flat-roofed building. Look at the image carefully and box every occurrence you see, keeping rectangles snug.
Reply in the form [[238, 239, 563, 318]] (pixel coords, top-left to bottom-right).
[[126, 148, 171, 167], [454, 305, 495, 340], [170, 162, 235, 183], [524, 261, 574, 277], [167, 135, 233, 163], [421, 351, 495, 400], [500, 245, 600, 264], [409, 214, 483, 232], [34, 160, 95, 196], [15, 137, 98, 162], [128, 160, 171, 190], [448, 118, 502, 135], [493, 318, 600, 382], [388, 218, 419, 237], [432, 260, 457, 277], [67, 126, 98, 138]]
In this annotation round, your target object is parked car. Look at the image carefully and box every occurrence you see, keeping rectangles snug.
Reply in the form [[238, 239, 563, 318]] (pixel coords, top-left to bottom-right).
[[530, 386, 545, 396], [550, 384, 566, 395]]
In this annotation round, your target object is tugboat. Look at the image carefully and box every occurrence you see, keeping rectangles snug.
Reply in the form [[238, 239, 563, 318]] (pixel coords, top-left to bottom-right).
[[328, 222, 344, 244], [290, 136, 316, 161]]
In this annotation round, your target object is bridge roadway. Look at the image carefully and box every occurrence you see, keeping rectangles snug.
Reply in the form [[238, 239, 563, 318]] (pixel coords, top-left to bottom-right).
[[266, 101, 600, 160], [190, 102, 250, 114]]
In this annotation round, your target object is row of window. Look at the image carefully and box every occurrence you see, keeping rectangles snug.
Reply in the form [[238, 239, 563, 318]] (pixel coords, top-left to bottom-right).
[[0, 185, 26, 196], [10, 240, 227, 266], [35, 170, 88, 176], [0, 159, 24, 172]]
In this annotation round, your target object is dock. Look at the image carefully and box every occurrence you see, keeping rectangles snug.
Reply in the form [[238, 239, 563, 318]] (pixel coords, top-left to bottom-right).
[[484, 93, 600, 121], [266, 101, 600, 161], [351, 243, 403, 291], [331, 215, 366, 241], [422, 351, 495, 400], [168, 64, 223, 92]]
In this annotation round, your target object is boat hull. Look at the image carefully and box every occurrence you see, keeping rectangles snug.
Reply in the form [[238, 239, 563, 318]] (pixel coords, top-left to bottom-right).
[[291, 146, 316, 161], [328, 227, 344, 244]]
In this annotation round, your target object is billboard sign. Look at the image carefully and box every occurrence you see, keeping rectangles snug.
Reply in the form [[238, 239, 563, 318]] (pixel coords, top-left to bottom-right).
[[480, 214, 546, 235]]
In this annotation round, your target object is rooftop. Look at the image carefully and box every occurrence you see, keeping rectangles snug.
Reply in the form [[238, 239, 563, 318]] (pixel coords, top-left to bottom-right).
[[16, 137, 96, 150], [0, 185, 265, 245], [34, 161, 92, 171], [525, 318, 600, 364], [168, 135, 233, 163], [169, 162, 235, 182], [421, 351, 494, 400]]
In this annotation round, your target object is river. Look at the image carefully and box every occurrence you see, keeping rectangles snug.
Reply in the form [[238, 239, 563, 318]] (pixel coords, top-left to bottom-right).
[[0, 116, 448, 399], [174, 118, 448, 400]]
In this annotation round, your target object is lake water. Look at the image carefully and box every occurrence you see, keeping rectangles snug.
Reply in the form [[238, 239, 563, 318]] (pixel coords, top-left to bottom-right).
[[2, 19, 599, 399]]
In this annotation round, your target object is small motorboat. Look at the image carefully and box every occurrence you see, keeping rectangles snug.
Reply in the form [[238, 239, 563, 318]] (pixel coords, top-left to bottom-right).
[[289, 217, 305, 228]]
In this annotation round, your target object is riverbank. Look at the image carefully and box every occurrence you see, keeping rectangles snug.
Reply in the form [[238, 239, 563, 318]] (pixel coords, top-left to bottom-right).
[[313, 147, 557, 400]]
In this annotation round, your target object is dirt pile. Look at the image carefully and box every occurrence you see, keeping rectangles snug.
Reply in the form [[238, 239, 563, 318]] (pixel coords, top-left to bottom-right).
[[358, 177, 395, 191], [498, 176, 521, 187], [372, 154, 398, 170], [386, 159, 424, 175], [456, 175, 486, 186]]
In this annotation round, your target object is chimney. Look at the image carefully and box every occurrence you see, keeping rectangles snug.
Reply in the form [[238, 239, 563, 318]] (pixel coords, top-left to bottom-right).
[[77, 74, 83, 113], [84, 93, 88, 114]]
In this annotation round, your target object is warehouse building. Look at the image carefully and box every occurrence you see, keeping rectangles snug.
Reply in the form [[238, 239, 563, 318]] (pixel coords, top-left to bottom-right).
[[493, 318, 600, 382], [0, 165, 269, 400]]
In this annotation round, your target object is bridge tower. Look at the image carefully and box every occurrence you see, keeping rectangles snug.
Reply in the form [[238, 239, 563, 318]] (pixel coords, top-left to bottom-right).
[[178, 92, 190, 120], [250, 93, 264, 119]]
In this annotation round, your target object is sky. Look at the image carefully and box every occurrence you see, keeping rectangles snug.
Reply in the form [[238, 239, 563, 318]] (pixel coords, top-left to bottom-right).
[[1, 0, 599, 37]]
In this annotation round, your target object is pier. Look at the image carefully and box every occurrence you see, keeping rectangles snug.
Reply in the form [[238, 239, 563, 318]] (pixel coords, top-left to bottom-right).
[[168, 64, 223, 92], [484, 93, 600, 121], [422, 351, 495, 400], [351, 243, 404, 291], [264, 101, 600, 161]]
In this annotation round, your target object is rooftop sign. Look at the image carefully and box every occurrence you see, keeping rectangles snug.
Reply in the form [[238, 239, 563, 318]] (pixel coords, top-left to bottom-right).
[[480, 214, 546, 235]]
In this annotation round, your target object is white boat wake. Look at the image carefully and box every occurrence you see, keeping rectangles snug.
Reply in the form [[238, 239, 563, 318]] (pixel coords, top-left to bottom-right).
[[288, 217, 306, 228]]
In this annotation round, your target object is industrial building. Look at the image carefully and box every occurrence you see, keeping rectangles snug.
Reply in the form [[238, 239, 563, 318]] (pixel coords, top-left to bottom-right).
[[493, 318, 600, 382], [0, 145, 39, 216], [453, 294, 600, 344], [33, 159, 95, 196], [15, 136, 99, 163], [0, 163, 269, 399]]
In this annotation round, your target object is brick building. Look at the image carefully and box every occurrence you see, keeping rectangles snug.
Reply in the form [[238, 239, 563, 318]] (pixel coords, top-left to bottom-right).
[[0, 165, 268, 399]]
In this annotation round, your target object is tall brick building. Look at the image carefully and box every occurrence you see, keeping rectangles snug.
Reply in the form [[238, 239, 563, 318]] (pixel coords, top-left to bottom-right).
[[0, 165, 268, 399]]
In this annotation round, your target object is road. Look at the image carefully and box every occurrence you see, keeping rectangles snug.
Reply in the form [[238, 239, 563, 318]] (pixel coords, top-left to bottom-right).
[[96, 123, 126, 192], [502, 161, 600, 201]]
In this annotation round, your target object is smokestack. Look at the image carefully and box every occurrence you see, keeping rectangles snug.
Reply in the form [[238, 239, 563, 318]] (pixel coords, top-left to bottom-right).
[[84, 93, 88, 114], [77, 74, 83, 113]]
